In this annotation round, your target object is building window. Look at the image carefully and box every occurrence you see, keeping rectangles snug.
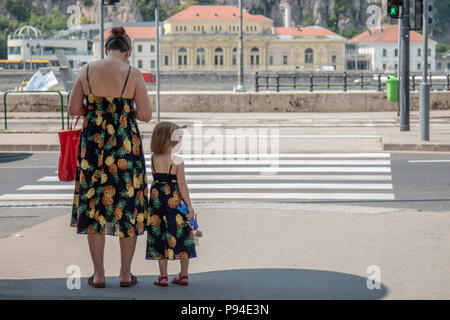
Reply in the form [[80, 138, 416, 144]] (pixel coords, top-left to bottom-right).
[[427, 63, 431, 69], [305, 48, 313, 64], [395, 63, 398, 70], [138, 45, 142, 53], [428, 49, 431, 56], [437, 62, 442, 70], [138, 60, 143, 69], [176, 26, 179, 32], [9, 46, 21, 55], [382, 64, 386, 70], [196, 47, 206, 66], [395, 49, 398, 57], [232, 48, 237, 65], [448, 63, 450, 70], [283, 55, 288, 65], [382, 48, 387, 57], [151, 60, 155, 69], [214, 47, 224, 66], [151, 45, 155, 53], [164, 55, 169, 66], [417, 63, 421, 70], [178, 47, 187, 66], [418, 48, 421, 57], [250, 47, 260, 66], [269, 55, 273, 66], [332, 55, 337, 64]]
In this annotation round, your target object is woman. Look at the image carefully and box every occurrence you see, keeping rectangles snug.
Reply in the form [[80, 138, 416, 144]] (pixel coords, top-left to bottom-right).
[[68, 27, 152, 288]]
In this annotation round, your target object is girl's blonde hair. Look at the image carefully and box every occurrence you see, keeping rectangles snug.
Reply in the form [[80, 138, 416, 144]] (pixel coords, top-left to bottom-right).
[[151, 121, 186, 154]]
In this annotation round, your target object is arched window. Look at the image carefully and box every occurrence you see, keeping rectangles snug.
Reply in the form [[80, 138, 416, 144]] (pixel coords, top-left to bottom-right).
[[232, 47, 237, 65], [196, 47, 206, 66], [305, 48, 314, 64], [250, 47, 260, 66], [178, 47, 187, 66], [214, 47, 224, 66]]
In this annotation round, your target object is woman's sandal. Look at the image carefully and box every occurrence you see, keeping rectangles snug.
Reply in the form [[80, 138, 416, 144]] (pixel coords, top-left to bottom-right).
[[154, 275, 168, 287], [88, 275, 105, 288], [120, 274, 138, 288], [171, 273, 189, 286]]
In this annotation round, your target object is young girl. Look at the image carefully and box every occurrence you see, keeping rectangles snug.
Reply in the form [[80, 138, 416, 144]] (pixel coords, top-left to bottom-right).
[[146, 121, 197, 287]]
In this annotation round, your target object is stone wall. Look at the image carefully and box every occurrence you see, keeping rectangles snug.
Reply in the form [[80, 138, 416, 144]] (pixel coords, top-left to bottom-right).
[[1, 91, 450, 113]]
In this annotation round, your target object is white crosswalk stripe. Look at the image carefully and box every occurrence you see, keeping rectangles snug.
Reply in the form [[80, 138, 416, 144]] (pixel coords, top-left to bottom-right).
[[0, 153, 395, 202]]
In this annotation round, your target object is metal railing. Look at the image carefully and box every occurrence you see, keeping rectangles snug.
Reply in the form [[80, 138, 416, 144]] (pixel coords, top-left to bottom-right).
[[2, 90, 65, 130], [254, 72, 450, 92]]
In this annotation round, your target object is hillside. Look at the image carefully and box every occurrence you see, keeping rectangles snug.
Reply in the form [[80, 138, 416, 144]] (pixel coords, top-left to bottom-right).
[[1, 0, 449, 59]]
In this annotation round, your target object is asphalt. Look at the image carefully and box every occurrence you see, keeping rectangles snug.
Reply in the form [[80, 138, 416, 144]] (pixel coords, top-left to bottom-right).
[[1, 206, 450, 299], [1, 111, 450, 152]]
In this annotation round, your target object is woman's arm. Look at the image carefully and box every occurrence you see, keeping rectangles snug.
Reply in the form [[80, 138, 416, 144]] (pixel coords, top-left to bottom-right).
[[68, 66, 87, 117], [133, 68, 152, 122], [176, 160, 195, 219]]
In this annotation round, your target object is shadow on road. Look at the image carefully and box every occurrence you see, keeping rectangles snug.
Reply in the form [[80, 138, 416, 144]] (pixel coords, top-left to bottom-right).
[[0, 268, 388, 300], [0, 153, 32, 164]]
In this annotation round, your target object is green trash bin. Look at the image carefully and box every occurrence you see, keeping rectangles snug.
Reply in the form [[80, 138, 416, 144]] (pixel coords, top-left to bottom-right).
[[386, 75, 399, 102]]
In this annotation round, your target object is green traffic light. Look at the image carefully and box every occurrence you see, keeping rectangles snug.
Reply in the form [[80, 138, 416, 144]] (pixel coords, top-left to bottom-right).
[[390, 7, 398, 16]]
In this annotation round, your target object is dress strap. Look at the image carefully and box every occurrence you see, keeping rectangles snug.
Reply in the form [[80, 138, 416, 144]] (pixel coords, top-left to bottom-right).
[[120, 66, 132, 97], [86, 64, 92, 94], [151, 153, 156, 174], [168, 163, 174, 175]]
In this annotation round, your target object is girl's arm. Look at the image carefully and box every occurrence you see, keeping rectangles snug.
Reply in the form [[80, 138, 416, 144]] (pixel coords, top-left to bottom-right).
[[176, 160, 195, 219]]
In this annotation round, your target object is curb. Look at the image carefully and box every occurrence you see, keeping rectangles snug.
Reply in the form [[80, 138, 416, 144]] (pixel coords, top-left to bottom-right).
[[0, 145, 60, 152], [383, 143, 450, 152]]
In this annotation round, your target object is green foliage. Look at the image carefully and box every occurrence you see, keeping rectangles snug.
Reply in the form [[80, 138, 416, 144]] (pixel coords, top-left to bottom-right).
[[340, 27, 366, 40], [249, 7, 264, 16], [135, 0, 167, 21], [81, 0, 94, 6], [303, 11, 315, 26], [434, 0, 450, 36], [436, 43, 450, 54], [4, 0, 32, 22]]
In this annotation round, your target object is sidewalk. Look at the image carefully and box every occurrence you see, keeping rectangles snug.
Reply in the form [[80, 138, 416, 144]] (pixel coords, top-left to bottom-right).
[[1, 205, 450, 299], [1, 111, 450, 152]]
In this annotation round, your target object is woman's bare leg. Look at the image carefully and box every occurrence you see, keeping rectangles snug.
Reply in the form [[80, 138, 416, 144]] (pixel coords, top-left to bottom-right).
[[119, 236, 137, 282], [87, 233, 105, 283], [179, 258, 189, 283], [157, 259, 168, 284]]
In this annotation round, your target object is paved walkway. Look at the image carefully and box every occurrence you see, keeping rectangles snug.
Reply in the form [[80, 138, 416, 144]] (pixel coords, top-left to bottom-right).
[[0, 206, 449, 299], [1, 111, 450, 152]]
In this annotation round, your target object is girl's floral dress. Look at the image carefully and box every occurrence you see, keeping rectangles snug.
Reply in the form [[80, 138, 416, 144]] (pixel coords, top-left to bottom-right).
[[71, 64, 149, 238], [146, 154, 197, 260]]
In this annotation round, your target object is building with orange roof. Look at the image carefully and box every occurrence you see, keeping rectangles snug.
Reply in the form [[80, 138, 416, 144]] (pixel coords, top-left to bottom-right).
[[346, 24, 436, 72], [161, 5, 345, 72]]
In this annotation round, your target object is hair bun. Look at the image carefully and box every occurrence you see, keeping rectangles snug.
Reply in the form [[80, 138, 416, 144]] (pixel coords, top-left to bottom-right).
[[111, 26, 126, 38]]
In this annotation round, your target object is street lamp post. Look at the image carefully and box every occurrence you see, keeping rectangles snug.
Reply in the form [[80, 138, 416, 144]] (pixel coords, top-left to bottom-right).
[[420, 0, 430, 141], [234, 0, 246, 92], [155, 0, 161, 122], [100, 0, 104, 59]]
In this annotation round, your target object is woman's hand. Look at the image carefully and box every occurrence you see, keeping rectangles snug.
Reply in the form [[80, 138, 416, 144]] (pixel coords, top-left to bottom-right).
[[186, 207, 195, 220]]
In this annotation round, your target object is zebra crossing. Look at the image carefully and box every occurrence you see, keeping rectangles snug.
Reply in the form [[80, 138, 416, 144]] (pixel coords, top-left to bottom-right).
[[0, 152, 395, 203]]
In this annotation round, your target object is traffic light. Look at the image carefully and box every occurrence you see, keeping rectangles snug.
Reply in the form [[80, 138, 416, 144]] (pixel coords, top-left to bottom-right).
[[410, 0, 433, 31], [388, 0, 403, 19]]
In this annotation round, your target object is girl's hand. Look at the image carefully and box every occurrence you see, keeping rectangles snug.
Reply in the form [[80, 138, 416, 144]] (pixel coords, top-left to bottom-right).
[[186, 207, 195, 220]]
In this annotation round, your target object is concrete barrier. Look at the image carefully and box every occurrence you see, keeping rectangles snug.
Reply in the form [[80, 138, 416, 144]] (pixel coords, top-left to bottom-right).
[[1, 91, 449, 113]]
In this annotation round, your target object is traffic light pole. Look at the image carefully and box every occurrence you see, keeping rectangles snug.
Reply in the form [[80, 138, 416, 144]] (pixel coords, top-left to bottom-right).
[[400, 0, 410, 131], [420, 0, 430, 140]]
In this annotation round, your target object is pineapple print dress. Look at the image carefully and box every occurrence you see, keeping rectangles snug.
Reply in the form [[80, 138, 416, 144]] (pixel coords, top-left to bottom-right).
[[146, 154, 197, 260], [70, 64, 149, 238]]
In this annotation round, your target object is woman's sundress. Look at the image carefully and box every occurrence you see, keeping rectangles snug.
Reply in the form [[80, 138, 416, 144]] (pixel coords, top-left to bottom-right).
[[70, 64, 149, 238], [146, 154, 197, 260]]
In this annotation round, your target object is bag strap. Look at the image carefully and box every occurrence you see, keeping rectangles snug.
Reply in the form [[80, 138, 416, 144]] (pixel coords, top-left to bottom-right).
[[69, 115, 81, 131]]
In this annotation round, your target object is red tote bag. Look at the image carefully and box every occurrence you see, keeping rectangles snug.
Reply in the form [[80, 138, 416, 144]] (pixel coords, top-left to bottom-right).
[[58, 116, 82, 182]]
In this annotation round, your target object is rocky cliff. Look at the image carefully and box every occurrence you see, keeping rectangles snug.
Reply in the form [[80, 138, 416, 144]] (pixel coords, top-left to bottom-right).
[[25, 0, 386, 31]]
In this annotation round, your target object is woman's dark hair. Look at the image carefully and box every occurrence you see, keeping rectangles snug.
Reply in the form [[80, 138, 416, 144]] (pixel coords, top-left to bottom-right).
[[105, 27, 131, 53]]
